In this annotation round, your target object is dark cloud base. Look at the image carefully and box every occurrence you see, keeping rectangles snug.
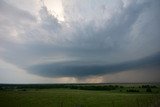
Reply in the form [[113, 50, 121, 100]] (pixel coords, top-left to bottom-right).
[[28, 52, 160, 78]]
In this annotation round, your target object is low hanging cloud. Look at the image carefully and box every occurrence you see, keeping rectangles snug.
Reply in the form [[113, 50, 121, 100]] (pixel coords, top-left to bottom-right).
[[28, 52, 160, 77], [0, 0, 160, 83]]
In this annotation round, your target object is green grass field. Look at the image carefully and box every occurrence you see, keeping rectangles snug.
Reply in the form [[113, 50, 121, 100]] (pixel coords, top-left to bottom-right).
[[0, 87, 160, 107]]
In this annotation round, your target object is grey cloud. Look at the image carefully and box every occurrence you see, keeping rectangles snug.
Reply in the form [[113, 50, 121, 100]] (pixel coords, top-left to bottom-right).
[[28, 52, 160, 78], [60, 0, 160, 63], [0, 0, 36, 45], [0, 0, 35, 25], [0, 0, 160, 82], [101, 66, 160, 83]]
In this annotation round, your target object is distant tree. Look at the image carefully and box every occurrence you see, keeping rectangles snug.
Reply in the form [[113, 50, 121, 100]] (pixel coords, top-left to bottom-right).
[[120, 86, 124, 88], [127, 89, 139, 92], [146, 87, 152, 92], [21, 89, 27, 91]]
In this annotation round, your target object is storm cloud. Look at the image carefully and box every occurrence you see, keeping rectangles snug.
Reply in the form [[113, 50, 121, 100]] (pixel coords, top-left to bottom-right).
[[28, 52, 160, 77], [0, 0, 160, 83]]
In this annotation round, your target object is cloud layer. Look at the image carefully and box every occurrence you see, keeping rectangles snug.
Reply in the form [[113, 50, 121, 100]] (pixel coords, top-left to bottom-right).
[[0, 0, 160, 83], [28, 52, 160, 78]]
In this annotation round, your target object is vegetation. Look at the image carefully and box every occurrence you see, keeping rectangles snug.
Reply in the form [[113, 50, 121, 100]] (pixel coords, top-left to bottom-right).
[[127, 89, 139, 92], [0, 83, 160, 107], [146, 87, 152, 92]]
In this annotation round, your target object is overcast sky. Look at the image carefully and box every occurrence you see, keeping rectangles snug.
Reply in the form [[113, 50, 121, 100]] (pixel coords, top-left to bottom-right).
[[0, 0, 160, 83]]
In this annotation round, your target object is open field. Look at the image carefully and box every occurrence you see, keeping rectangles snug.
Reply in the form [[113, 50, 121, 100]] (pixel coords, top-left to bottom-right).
[[0, 84, 160, 107]]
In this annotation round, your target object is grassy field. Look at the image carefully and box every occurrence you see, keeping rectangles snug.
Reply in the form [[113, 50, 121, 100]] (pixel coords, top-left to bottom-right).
[[0, 84, 160, 107]]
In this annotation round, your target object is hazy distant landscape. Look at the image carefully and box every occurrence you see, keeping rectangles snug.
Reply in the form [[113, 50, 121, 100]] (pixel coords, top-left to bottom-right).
[[0, 83, 160, 107]]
